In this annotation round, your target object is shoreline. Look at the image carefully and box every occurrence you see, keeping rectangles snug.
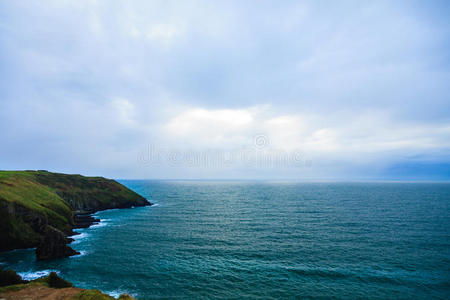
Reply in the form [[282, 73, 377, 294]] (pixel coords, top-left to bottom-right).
[[0, 268, 135, 299], [1, 205, 152, 259], [0, 205, 152, 298]]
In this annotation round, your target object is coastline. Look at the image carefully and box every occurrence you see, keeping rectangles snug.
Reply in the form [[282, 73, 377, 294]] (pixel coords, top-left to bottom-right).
[[0, 268, 135, 299], [1, 206, 152, 298], [0, 170, 152, 260]]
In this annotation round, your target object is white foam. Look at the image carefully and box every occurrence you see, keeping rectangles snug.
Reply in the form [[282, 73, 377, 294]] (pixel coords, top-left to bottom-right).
[[71, 232, 89, 243], [90, 221, 108, 229], [90, 223, 105, 228], [18, 270, 59, 281], [70, 250, 87, 258]]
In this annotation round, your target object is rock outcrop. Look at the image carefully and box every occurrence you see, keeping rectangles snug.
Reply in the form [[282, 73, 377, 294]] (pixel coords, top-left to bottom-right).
[[36, 226, 80, 260], [73, 212, 100, 229], [0, 267, 28, 287]]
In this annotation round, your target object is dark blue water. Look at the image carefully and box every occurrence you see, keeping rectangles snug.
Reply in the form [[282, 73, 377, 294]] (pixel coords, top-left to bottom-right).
[[1, 181, 449, 299]]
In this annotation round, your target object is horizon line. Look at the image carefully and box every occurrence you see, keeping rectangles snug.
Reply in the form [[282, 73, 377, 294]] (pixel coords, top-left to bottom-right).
[[115, 178, 450, 183]]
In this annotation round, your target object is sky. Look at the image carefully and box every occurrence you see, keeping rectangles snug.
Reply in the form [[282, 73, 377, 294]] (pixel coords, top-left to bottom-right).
[[0, 0, 449, 180]]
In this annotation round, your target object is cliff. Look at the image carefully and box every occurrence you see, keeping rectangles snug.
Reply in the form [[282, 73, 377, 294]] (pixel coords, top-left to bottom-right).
[[0, 170, 151, 259]]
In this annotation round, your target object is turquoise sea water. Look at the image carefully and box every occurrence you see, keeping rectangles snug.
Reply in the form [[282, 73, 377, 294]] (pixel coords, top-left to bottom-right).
[[1, 181, 449, 299]]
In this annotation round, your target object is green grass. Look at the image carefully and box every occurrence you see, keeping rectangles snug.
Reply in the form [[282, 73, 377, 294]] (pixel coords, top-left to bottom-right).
[[32, 170, 148, 210], [0, 172, 73, 227]]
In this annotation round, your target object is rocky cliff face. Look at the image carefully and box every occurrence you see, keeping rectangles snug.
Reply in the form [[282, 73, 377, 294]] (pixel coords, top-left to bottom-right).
[[0, 201, 46, 251], [36, 226, 80, 260], [0, 170, 151, 260]]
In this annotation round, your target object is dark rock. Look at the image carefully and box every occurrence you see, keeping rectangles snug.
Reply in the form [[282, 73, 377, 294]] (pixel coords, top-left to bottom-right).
[[0, 202, 47, 252], [46, 272, 73, 288], [0, 267, 28, 287], [73, 213, 100, 228], [36, 225, 80, 260]]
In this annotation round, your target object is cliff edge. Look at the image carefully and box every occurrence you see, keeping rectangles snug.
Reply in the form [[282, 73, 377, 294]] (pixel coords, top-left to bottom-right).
[[0, 170, 151, 260]]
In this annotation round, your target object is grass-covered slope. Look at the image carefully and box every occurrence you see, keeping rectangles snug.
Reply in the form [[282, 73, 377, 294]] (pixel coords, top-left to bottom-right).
[[32, 171, 148, 211], [0, 170, 149, 253]]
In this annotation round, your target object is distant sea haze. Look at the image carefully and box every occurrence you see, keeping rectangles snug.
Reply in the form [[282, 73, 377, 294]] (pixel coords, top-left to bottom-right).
[[1, 181, 449, 299]]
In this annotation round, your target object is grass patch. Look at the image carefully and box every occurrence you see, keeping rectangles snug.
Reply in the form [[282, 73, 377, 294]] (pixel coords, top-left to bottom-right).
[[0, 171, 73, 232]]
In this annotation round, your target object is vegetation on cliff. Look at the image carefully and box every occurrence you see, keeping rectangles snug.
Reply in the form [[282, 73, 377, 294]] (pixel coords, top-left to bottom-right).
[[0, 170, 150, 257], [0, 268, 134, 299]]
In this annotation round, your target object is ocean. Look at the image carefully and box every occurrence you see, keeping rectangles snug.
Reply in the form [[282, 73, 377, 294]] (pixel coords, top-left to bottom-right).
[[1, 181, 449, 299]]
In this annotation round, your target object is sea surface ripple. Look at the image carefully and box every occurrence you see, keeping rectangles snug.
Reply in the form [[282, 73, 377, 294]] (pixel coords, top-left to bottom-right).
[[1, 181, 449, 299]]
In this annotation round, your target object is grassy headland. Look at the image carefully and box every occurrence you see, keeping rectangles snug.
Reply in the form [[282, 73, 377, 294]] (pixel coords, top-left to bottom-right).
[[0, 170, 150, 258]]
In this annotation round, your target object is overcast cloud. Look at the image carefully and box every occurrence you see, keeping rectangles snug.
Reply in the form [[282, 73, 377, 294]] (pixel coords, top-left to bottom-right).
[[1, 0, 449, 180]]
